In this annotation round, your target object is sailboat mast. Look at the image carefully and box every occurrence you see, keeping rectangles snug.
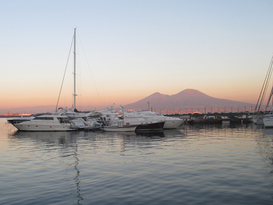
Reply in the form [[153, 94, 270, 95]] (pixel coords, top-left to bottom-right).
[[73, 28, 77, 110]]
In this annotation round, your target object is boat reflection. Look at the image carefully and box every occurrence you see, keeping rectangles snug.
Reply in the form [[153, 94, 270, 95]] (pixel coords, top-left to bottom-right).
[[9, 130, 84, 204], [263, 128, 273, 136], [7, 128, 188, 205]]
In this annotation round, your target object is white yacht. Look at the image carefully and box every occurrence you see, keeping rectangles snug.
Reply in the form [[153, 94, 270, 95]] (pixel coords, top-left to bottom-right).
[[7, 114, 77, 131], [103, 121, 137, 132], [99, 106, 165, 132], [124, 110, 183, 129], [59, 107, 102, 130]]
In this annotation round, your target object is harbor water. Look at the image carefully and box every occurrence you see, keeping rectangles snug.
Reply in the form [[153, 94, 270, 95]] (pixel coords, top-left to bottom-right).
[[1, 119, 273, 204]]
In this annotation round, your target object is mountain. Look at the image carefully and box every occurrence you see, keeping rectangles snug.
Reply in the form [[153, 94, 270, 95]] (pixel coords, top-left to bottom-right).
[[0, 89, 255, 115], [123, 89, 255, 112]]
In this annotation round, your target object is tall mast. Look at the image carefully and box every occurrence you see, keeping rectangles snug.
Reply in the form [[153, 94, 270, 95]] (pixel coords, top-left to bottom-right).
[[73, 28, 77, 110]]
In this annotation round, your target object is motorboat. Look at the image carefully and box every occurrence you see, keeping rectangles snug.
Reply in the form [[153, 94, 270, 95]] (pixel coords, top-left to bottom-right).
[[123, 110, 183, 129], [7, 113, 77, 131], [98, 106, 165, 132], [7, 112, 53, 124], [103, 121, 137, 132], [59, 107, 103, 130], [123, 113, 165, 131], [98, 106, 136, 132]]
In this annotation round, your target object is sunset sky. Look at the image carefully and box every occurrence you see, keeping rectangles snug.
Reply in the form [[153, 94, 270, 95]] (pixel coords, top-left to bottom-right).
[[1, 0, 273, 111]]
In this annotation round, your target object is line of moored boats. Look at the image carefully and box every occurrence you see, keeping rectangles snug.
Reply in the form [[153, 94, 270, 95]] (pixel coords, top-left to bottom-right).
[[7, 105, 184, 132]]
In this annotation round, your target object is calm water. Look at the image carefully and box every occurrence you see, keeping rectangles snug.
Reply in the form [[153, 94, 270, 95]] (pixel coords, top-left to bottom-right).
[[1, 119, 273, 205]]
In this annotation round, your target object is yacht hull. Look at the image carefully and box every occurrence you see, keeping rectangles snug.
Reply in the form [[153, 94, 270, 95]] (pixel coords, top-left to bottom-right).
[[163, 119, 183, 129], [8, 116, 77, 131], [263, 116, 273, 128], [10, 123, 76, 131], [136, 121, 165, 131], [253, 115, 264, 125]]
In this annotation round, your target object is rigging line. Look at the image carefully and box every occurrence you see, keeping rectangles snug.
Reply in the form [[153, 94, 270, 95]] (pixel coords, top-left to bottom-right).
[[254, 58, 271, 112], [263, 60, 273, 113], [255, 56, 273, 113], [254, 56, 273, 111], [257, 56, 273, 112], [55, 36, 74, 112], [76, 57, 84, 111], [78, 33, 103, 108], [264, 86, 273, 114]]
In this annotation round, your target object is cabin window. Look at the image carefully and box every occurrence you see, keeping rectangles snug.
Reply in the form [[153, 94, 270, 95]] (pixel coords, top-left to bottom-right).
[[34, 117, 54, 120], [58, 118, 70, 123]]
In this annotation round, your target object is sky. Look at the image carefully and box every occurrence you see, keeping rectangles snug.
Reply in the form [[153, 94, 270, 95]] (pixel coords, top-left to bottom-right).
[[1, 0, 273, 111]]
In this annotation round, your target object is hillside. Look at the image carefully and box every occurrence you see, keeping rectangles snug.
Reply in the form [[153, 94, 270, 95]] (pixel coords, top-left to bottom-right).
[[0, 89, 255, 114], [123, 89, 254, 112]]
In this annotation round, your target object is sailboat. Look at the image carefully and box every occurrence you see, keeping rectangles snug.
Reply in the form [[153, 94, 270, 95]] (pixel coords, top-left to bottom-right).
[[262, 84, 273, 128], [8, 28, 98, 131], [253, 56, 273, 125]]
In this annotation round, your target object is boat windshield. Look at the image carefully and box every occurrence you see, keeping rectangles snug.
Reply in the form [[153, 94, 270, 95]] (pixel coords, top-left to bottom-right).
[[33, 117, 54, 120]]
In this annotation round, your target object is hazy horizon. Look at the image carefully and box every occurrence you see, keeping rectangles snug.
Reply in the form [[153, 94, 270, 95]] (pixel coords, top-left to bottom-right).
[[0, 88, 258, 114]]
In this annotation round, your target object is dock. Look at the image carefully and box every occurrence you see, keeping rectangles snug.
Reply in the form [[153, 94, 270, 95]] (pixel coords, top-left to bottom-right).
[[165, 111, 256, 125]]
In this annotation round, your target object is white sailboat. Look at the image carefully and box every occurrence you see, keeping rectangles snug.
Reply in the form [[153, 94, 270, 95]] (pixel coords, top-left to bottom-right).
[[8, 28, 93, 131], [253, 56, 273, 125], [263, 84, 273, 128]]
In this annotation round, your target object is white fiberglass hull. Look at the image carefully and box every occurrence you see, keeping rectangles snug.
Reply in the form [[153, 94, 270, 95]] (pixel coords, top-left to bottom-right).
[[253, 115, 264, 125], [163, 119, 184, 129], [8, 115, 77, 131], [124, 110, 183, 129], [263, 116, 273, 128], [12, 123, 76, 131]]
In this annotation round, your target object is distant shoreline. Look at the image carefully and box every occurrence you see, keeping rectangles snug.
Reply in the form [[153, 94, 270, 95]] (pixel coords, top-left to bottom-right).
[[0, 114, 32, 118]]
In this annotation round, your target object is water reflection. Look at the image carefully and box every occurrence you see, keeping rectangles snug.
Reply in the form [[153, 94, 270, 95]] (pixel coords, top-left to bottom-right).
[[73, 143, 83, 204], [7, 130, 188, 204], [258, 128, 273, 163], [3, 124, 273, 204], [9, 131, 84, 204]]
